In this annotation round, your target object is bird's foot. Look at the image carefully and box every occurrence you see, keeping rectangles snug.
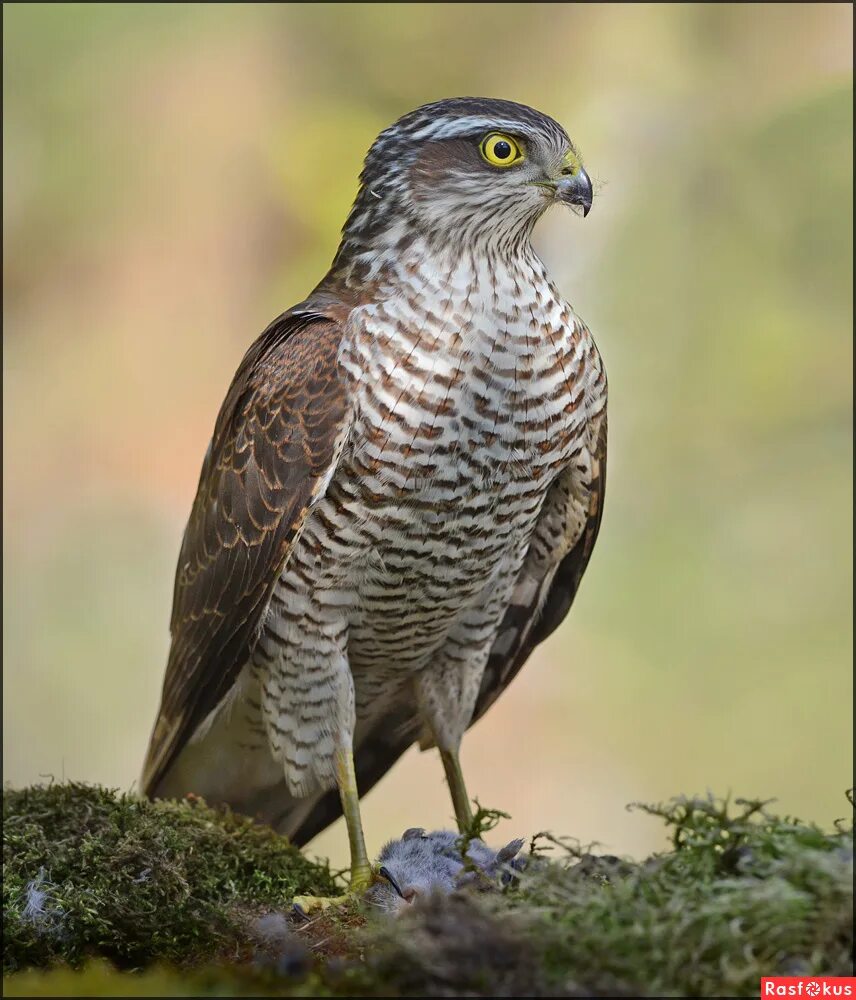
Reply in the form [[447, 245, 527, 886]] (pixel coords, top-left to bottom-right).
[[291, 893, 348, 918], [292, 866, 376, 918], [348, 863, 375, 895]]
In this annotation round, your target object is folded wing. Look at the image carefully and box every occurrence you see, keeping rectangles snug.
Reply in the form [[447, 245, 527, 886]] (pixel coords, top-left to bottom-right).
[[142, 311, 351, 797]]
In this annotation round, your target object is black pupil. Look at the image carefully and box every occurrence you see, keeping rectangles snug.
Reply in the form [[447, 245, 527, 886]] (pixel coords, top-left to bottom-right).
[[493, 140, 512, 160]]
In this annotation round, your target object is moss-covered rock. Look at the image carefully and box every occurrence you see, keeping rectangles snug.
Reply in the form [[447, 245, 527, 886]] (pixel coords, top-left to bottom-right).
[[3, 784, 853, 997], [2, 783, 337, 973]]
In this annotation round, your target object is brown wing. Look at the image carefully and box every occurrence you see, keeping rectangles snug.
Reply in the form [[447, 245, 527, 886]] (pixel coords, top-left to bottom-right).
[[473, 410, 607, 724], [142, 310, 351, 796]]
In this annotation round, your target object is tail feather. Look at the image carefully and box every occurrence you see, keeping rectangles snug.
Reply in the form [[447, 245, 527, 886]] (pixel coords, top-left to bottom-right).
[[146, 669, 419, 848]]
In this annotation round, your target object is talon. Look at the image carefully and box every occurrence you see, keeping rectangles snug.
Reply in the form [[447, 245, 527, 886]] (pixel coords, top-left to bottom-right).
[[291, 892, 359, 915], [291, 894, 338, 915]]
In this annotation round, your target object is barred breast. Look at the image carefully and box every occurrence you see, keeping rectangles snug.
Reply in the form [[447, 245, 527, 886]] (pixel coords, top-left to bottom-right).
[[252, 244, 605, 794]]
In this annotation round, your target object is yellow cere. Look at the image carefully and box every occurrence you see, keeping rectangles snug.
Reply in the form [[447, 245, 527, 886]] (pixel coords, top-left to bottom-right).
[[561, 149, 581, 176], [480, 132, 524, 167]]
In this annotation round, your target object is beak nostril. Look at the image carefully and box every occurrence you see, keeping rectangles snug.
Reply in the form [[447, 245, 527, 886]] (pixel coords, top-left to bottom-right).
[[554, 167, 593, 216], [402, 887, 418, 904], [560, 166, 574, 176]]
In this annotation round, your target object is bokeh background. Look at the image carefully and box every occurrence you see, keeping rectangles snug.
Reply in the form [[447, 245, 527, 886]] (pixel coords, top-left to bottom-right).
[[4, 3, 852, 869]]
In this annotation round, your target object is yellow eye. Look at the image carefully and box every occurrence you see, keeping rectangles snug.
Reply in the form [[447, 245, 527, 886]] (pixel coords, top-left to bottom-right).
[[480, 133, 524, 168]]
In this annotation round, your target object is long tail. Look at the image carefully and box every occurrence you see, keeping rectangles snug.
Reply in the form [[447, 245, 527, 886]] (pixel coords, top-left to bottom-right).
[[147, 685, 418, 848]]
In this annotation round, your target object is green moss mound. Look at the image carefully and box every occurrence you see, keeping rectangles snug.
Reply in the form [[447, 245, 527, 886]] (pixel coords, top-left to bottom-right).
[[2, 783, 336, 973], [355, 795, 853, 997], [497, 795, 853, 996], [3, 785, 853, 997], [1, 959, 340, 998], [3, 961, 269, 998]]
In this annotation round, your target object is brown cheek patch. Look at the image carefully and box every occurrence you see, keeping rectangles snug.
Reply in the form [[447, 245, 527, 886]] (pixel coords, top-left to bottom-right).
[[409, 139, 483, 203]]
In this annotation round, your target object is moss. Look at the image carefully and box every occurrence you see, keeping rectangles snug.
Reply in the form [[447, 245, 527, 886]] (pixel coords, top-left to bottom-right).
[[2, 783, 337, 973], [356, 793, 853, 998], [508, 794, 854, 996], [3, 785, 853, 997], [2, 961, 269, 998], [364, 890, 547, 996], [1, 960, 339, 997]]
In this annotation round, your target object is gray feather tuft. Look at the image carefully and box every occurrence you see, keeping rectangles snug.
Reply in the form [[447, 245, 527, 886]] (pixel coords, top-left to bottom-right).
[[365, 828, 526, 915]]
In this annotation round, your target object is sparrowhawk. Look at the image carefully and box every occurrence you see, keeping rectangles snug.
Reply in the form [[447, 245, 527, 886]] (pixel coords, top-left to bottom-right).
[[142, 97, 607, 898]]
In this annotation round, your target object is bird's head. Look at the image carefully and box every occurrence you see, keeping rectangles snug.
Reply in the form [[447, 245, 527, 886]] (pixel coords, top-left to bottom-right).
[[336, 97, 592, 264]]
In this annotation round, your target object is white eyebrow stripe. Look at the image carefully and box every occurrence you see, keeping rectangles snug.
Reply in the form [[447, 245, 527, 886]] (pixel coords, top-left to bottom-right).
[[409, 117, 544, 142]]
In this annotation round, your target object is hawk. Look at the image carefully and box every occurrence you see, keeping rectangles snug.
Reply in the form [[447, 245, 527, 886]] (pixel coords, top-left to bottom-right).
[[142, 98, 606, 899]]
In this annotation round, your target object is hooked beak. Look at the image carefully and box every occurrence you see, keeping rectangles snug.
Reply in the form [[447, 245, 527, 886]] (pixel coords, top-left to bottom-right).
[[554, 167, 593, 216]]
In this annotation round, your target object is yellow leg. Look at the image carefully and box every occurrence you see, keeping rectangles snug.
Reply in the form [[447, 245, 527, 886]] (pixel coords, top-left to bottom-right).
[[336, 747, 372, 891], [440, 747, 473, 832], [292, 747, 372, 915]]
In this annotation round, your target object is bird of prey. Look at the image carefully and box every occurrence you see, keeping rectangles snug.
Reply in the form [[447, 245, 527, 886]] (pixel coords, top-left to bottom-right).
[[142, 97, 607, 900]]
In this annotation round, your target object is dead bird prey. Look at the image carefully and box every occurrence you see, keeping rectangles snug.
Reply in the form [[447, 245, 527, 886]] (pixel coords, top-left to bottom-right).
[[363, 828, 527, 916], [142, 97, 606, 904]]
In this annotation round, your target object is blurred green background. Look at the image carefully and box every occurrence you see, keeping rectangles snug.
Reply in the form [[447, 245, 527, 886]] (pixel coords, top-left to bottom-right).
[[3, 3, 852, 869]]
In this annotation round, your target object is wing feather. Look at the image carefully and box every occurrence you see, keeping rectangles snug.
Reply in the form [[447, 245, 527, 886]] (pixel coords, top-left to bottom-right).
[[473, 410, 607, 723], [142, 310, 351, 796]]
